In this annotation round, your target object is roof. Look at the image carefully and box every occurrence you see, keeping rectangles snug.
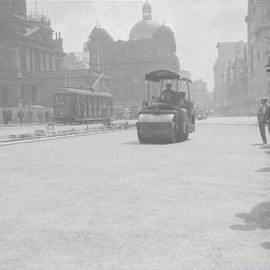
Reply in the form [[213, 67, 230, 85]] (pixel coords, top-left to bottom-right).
[[145, 70, 192, 83], [54, 88, 113, 97], [129, 19, 160, 40], [153, 24, 174, 39], [89, 27, 114, 43]]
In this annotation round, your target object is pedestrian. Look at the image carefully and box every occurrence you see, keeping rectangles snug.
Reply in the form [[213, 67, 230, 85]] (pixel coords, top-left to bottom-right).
[[28, 110, 33, 124], [44, 110, 50, 123], [7, 109, 13, 125], [2, 109, 7, 125], [38, 110, 44, 124], [257, 98, 269, 144], [17, 109, 24, 124], [268, 98, 270, 134], [142, 100, 149, 109]]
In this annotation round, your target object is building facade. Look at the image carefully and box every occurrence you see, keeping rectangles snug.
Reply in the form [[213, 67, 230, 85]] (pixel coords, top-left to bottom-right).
[[0, 0, 65, 107], [191, 79, 211, 109], [85, 1, 180, 106], [0, 0, 111, 117], [246, 0, 270, 99], [213, 41, 248, 114]]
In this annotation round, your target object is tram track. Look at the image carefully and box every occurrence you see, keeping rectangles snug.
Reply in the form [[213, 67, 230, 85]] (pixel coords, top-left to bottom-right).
[[0, 122, 136, 147]]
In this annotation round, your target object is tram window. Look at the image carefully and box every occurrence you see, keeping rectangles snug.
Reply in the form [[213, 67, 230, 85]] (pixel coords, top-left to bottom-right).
[[98, 96, 104, 116], [57, 95, 64, 103], [110, 98, 113, 115], [86, 96, 89, 115], [92, 96, 97, 116], [88, 96, 93, 116], [92, 97, 94, 116], [66, 96, 72, 105]]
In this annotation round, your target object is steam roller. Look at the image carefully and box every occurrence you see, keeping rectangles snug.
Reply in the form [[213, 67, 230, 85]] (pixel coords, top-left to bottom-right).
[[136, 70, 196, 144]]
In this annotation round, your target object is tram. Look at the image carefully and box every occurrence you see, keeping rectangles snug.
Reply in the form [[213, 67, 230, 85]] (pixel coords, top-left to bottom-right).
[[52, 87, 113, 124]]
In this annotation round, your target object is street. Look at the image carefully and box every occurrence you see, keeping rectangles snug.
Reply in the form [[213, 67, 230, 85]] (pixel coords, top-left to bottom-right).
[[0, 117, 269, 270]]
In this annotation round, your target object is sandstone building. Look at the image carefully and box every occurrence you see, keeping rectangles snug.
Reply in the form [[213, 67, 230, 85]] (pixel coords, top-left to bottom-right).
[[213, 41, 248, 114], [0, 0, 110, 113], [246, 0, 270, 99], [85, 1, 180, 106], [191, 79, 211, 109]]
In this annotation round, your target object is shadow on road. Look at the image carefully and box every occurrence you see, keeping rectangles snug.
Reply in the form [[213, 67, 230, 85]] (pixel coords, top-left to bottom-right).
[[252, 143, 265, 146], [123, 141, 141, 145], [260, 145, 270, 150], [230, 201, 270, 250], [261, 242, 270, 250], [123, 139, 191, 146], [256, 167, 270, 172]]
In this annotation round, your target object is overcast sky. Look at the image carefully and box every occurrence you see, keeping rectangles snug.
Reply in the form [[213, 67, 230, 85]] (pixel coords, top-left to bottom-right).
[[27, 0, 248, 90]]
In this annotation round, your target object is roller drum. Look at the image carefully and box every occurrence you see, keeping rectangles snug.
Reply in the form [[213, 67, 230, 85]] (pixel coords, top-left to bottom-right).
[[136, 113, 177, 144]]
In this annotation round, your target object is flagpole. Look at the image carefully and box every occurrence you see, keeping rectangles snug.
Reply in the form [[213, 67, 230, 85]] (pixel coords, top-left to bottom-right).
[[96, 19, 101, 72]]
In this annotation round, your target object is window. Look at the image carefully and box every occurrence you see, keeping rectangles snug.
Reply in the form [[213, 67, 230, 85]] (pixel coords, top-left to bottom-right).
[[134, 75, 140, 83]]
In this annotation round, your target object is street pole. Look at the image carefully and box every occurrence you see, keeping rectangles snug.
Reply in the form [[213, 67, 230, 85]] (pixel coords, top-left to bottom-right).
[[35, 0, 38, 16]]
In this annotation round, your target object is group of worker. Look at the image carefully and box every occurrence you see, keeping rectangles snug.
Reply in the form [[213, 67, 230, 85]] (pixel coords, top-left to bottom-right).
[[257, 98, 270, 144]]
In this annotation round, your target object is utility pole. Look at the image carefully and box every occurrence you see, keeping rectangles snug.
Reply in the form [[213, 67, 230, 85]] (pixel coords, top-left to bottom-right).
[[35, 0, 38, 16]]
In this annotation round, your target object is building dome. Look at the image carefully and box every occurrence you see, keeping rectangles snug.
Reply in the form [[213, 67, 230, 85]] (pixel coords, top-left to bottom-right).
[[153, 24, 175, 40], [143, 1, 151, 10], [129, 19, 160, 40], [129, 1, 160, 40], [89, 26, 114, 43]]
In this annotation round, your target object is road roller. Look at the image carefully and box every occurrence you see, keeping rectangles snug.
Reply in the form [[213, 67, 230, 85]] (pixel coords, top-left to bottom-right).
[[136, 70, 195, 144]]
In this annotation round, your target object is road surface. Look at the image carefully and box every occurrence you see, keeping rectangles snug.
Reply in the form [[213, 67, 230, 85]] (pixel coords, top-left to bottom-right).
[[0, 117, 269, 270]]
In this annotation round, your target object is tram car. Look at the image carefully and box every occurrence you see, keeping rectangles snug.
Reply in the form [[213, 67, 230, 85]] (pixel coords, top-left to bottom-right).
[[52, 87, 113, 124]]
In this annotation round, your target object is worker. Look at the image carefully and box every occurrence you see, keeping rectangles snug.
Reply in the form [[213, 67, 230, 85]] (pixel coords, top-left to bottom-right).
[[160, 83, 175, 105]]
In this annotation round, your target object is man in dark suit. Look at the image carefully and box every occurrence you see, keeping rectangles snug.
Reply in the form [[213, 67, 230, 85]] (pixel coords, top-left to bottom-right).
[[257, 98, 269, 144]]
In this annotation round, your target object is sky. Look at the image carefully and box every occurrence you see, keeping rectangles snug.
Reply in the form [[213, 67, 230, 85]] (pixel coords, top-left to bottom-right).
[[27, 0, 248, 90]]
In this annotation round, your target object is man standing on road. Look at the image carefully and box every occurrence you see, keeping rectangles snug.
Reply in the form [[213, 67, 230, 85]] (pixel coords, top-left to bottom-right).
[[2, 109, 7, 125], [257, 98, 269, 144], [38, 110, 44, 125], [7, 109, 13, 125], [44, 110, 50, 123], [17, 110, 24, 124], [268, 98, 270, 137]]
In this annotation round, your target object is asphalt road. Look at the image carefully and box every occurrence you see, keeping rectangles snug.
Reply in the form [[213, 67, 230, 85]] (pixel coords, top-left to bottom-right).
[[0, 117, 269, 270]]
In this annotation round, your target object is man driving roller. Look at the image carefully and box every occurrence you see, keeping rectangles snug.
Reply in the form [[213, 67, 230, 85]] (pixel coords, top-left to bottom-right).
[[161, 83, 175, 104]]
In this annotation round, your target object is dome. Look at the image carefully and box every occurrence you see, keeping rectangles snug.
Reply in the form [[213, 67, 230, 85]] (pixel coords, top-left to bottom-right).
[[89, 26, 114, 43], [129, 1, 160, 40], [143, 1, 151, 10], [153, 24, 175, 39], [129, 20, 160, 40]]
